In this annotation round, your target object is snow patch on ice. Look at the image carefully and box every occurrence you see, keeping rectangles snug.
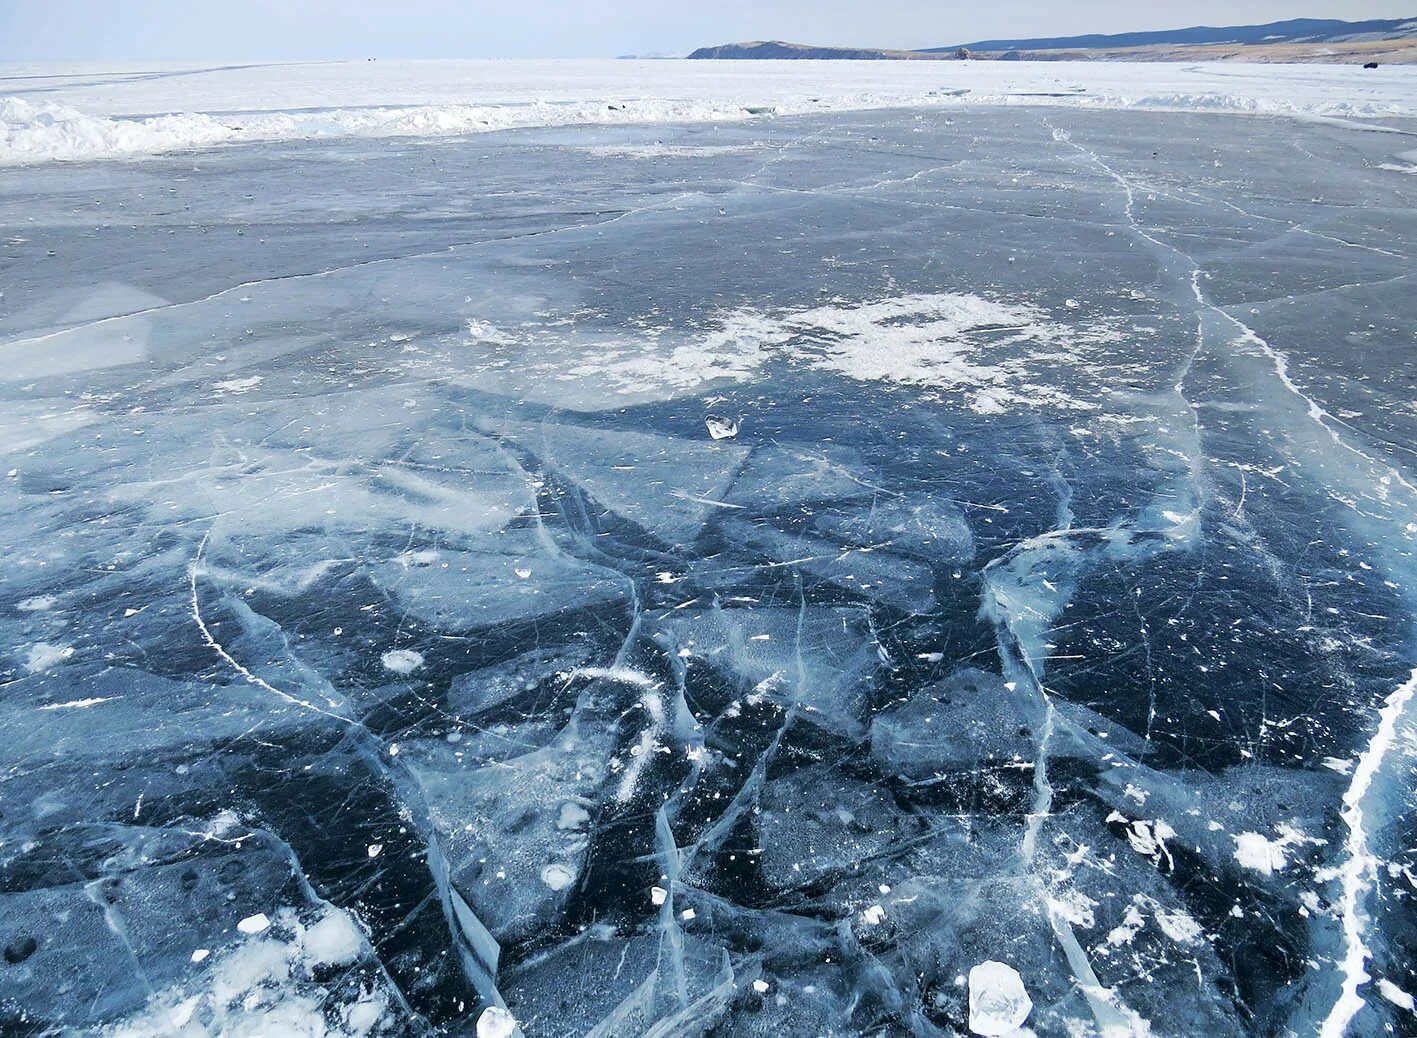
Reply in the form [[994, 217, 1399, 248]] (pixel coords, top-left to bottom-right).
[[24, 641, 73, 672], [381, 648, 425, 674], [489, 292, 1128, 412], [101, 905, 386, 1038], [1232, 825, 1318, 876], [1153, 909, 1203, 945], [1378, 979, 1416, 1011]]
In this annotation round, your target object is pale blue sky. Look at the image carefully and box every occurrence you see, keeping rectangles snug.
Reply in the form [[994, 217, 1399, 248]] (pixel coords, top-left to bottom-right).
[[2, 1, 1413, 61]]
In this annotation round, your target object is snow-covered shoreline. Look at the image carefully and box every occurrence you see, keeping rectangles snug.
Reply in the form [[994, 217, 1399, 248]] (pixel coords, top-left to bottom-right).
[[3, 57, 1416, 165]]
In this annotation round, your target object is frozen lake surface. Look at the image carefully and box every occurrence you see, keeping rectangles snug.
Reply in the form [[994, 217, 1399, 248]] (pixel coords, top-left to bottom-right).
[[2, 73, 1417, 1038]]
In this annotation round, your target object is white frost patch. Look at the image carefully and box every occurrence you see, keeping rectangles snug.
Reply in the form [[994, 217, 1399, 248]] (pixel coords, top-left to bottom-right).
[[773, 294, 1118, 413], [860, 904, 887, 926], [381, 648, 425, 674], [540, 863, 576, 891], [1232, 825, 1318, 876], [38, 696, 113, 711], [1108, 812, 1176, 868], [499, 292, 1128, 412], [1106, 903, 1146, 948], [104, 905, 384, 1038], [1153, 909, 1203, 945], [1378, 979, 1415, 1011], [477, 1006, 519, 1038], [1048, 888, 1096, 929], [575, 142, 761, 159], [24, 641, 73, 672], [16, 594, 57, 612], [212, 375, 263, 394], [968, 960, 1033, 1036], [1233, 832, 1288, 875], [571, 665, 658, 688]]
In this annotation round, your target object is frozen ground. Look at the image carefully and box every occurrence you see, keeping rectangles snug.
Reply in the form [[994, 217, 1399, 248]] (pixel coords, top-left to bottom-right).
[[2, 64, 1417, 1038], [2, 58, 1417, 163]]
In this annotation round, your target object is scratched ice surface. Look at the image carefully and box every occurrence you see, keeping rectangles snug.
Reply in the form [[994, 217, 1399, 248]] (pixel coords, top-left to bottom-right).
[[2, 109, 1417, 1038]]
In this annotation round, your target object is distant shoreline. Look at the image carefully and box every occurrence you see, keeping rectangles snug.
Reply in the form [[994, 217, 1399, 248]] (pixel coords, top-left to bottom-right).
[[686, 16, 1417, 66], [685, 39, 1417, 65]]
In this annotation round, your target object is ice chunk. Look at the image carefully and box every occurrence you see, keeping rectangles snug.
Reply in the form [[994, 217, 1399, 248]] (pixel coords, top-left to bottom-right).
[[540, 864, 577, 891], [717, 517, 936, 613], [722, 443, 881, 511], [484, 418, 749, 547], [705, 415, 739, 440], [556, 802, 591, 831], [871, 668, 1032, 779], [813, 494, 975, 563], [968, 961, 1032, 1036], [478, 1006, 519, 1038], [236, 912, 271, 935], [657, 605, 878, 736], [369, 530, 629, 632]]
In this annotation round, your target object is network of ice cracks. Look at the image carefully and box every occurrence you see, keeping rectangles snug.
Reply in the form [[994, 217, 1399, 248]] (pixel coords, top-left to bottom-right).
[[2, 101, 1417, 1038]]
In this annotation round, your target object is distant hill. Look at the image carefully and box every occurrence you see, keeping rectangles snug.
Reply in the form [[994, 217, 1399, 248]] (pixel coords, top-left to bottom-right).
[[929, 15, 1417, 53], [687, 41, 954, 60], [688, 15, 1417, 64]]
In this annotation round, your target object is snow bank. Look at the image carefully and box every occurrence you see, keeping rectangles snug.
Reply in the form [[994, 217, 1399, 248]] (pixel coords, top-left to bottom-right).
[[2, 58, 1415, 165]]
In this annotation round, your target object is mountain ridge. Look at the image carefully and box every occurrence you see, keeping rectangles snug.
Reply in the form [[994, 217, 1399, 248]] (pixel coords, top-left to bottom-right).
[[687, 15, 1417, 62]]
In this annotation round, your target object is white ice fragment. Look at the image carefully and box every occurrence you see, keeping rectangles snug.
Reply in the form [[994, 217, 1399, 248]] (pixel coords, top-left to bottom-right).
[[540, 863, 576, 891], [514, 567, 532, 579], [477, 1005, 519, 1038], [705, 415, 739, 440], [680, 907, 696, 921], [1065, 298, 1080, 309], [190, 948, 210, 963], [861, 904, 886, 926], [752, 978, 770, 993], [302, 911, 364, 966], [236, 912, 270, 935], [367, 843, 383, 858], [381, 648, 424, 674], [968, 961, 1032, 1036], [556, 802, 590, 830], [650, 885, 668, 906]]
